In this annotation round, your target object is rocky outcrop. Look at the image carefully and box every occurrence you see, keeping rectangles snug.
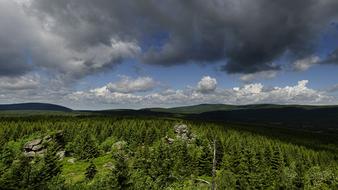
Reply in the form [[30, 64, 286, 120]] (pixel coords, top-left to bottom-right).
[[43, 135, 52, 142], [112, 141, 127, 151], [24, 139, 42, 151], [165, 124, 196, 145], [56, 151, 66, 160], [174, 124, 189, 135], [23, 151, 36, 158], [165, 136, 175, 144], [67, 158, 76, 163], [174, 124, 195, 141], [23, 131, 64, 158], [23, 139, 44, 157]]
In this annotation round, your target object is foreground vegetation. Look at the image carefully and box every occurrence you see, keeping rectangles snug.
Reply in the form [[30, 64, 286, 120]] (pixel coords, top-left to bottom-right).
[[0, 115, 337, 189]]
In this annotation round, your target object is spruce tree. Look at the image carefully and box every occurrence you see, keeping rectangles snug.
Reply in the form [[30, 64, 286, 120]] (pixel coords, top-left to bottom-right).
[[35, 142, 62, 188], [197, 143, 213, 176], [44, 143, 61, 179], [108, 153, 132, 189], [1, 145, 14, 166], [0, 155, 32, 189], [73, 132, 99, 160], [174, 141, 192, 178]]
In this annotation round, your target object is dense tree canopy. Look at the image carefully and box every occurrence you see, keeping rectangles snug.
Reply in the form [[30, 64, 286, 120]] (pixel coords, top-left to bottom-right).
[[0, 116, 337, 189]]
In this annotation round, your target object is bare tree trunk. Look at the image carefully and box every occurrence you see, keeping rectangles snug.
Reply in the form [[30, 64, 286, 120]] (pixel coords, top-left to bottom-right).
[[211, 139, 217, 190]]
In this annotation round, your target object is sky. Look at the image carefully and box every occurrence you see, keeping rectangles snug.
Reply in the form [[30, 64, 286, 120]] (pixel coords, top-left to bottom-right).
[[1, 0, 338, 110]]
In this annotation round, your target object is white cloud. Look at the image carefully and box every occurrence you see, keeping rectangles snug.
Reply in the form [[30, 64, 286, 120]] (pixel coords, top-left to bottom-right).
[[230, 80, 331, 105], [0, 73, 335, 109], [234, 83, 263, 94], [106, 76, 157, 93], [69, 87, 142, 105], [293, 56, 320, 71], [0, 74, 40, 90], [240, 71, 277, 82], [197, 76, 217, 93], [0, 73, 72, 105], [68, 79, 335, 108]]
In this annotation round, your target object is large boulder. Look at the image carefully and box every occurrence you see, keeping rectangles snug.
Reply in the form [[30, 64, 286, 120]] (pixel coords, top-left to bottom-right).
[[174, 124, 189, 135], [165, 136, 175, 145], [43, 135, 52, 142], [173, 124, 196, 141], [23, 130, 65, 158], [67, 158, 76, 164], [23, 151, 36, 158], [24, 139, 42, 151], [56, 151, 66, 160], [112, 141, 127, 151], [32, 144, 43, 151], [36, 149, 46, 157]]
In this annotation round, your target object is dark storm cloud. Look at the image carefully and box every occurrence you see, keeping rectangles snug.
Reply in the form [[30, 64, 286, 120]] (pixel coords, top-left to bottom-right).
[[0, 52, 32, 76], [2, 0, 338, 78], [0, 0, 139, 79], [0, 1, 33, 76], [29, 0, 338, 74]]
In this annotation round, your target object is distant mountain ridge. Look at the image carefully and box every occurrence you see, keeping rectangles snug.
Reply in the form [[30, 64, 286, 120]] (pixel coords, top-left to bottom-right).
[[143, 103, 338, 114], [0, 103, 72, 112], [1, 102, 338, 114]]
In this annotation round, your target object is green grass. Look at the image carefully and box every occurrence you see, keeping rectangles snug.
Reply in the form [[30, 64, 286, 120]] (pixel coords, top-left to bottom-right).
[[61, 154, 114, 184]]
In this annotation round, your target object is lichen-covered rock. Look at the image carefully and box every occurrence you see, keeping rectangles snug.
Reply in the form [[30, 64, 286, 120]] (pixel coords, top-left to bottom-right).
[[24, 151, 36, 157], [165, 136, 175, 145], [68, 158, 76, 163], [174, 124, 189, 135], [32, 144, 43, 151], [23, 131, 65, 158], [36, 149, 46, 157], [56, 151, 66, 160], [23, 138, 45, 157], [173, 124, 196, 142], [43, 135, 52, 142], [24, 139, 42, 150], [112, 141, 127, 151]]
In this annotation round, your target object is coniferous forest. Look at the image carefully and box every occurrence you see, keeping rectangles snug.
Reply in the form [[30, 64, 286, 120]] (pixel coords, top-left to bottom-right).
[[0, 115, 337, 190], [3, 0, 338, 189]]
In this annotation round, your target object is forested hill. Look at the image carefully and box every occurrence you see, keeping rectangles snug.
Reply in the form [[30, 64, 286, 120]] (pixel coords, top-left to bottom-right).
[[106, 104, 338, 128], [2, 103, 338, 131], [190, 106, 338, 125], [143, 104, 237, 114], [0, 103, 72, 112], [143, 103, 338, 114]]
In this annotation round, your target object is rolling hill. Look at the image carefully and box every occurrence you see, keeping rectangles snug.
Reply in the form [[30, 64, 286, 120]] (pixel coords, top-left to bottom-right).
[[143, 104, 236, 114], [0, 103, 72, 112], [143, 103, 338, 114]]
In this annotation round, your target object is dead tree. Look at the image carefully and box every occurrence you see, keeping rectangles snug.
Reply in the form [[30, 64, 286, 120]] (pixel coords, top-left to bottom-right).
[[212, 139, 217, 190]]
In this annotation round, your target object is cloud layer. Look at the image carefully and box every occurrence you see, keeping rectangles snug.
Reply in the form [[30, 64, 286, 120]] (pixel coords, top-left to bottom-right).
[[67, 77, 335, 108], [1, 1, 338, 108], [1, 0, 338, 81], [106, 76, 157, 93], [32, 0, 338, 73]]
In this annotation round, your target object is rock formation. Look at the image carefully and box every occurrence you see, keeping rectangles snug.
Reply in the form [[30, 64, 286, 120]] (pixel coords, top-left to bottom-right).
[[23, 130, 64, 158]]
